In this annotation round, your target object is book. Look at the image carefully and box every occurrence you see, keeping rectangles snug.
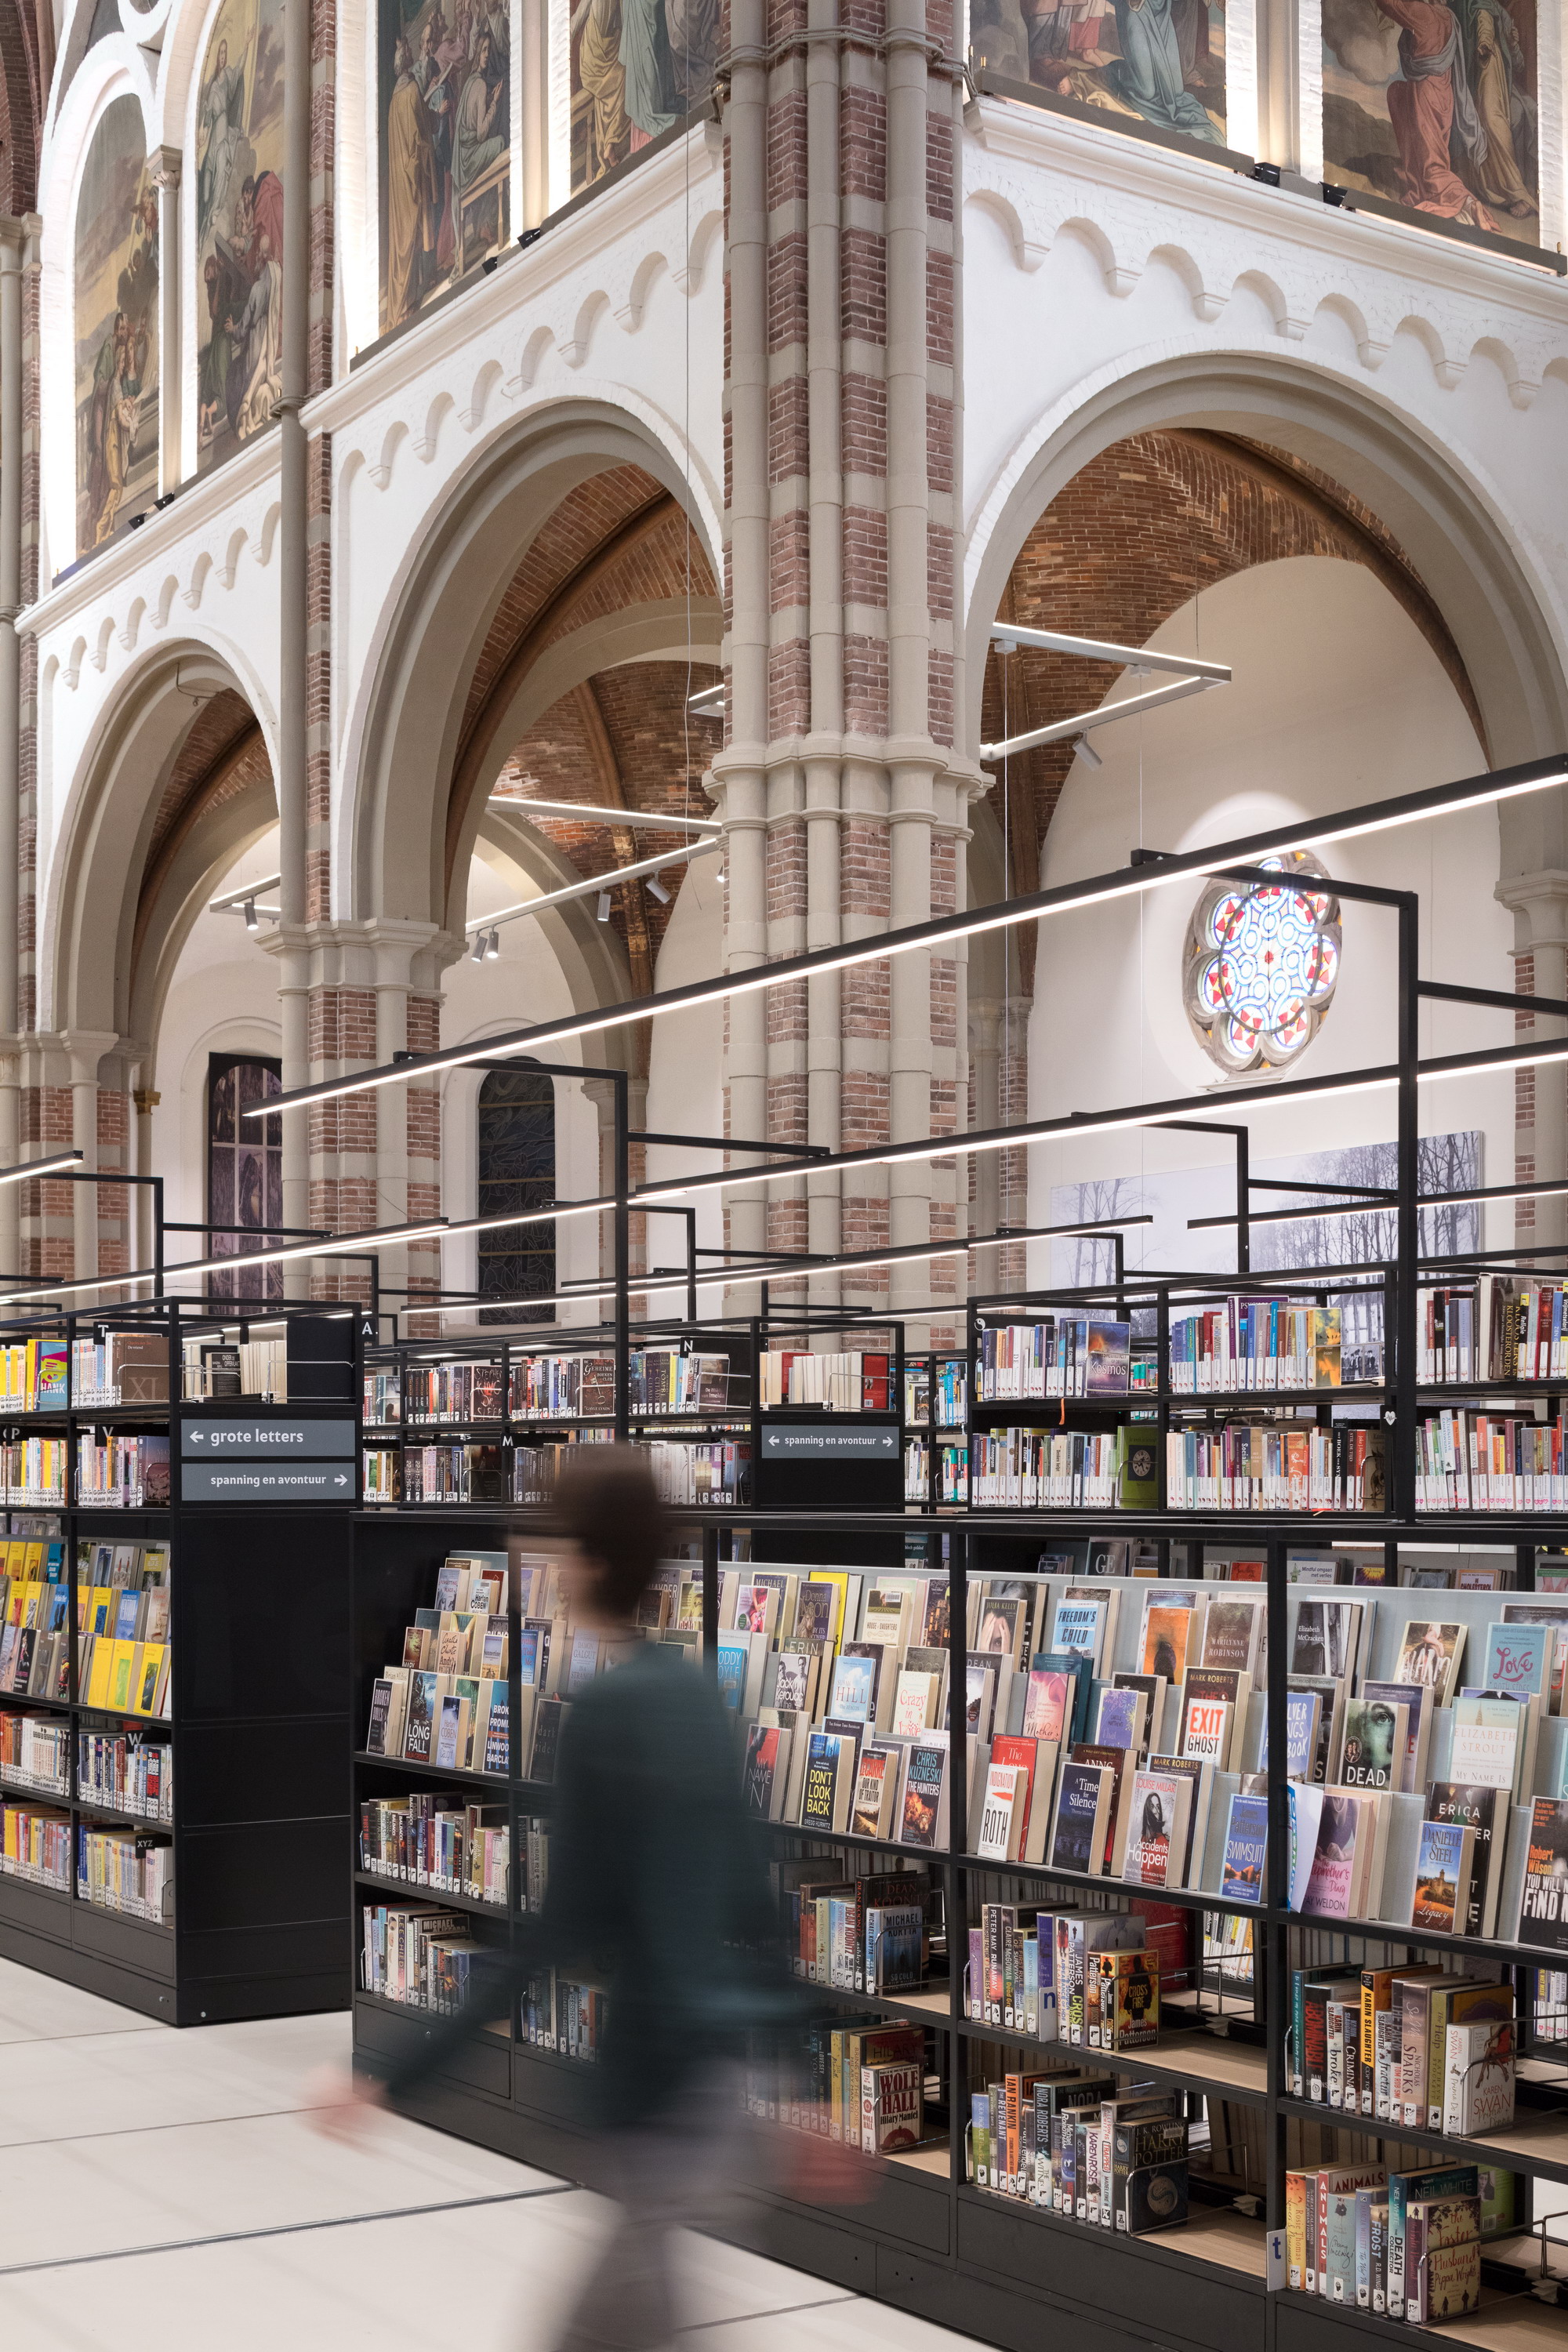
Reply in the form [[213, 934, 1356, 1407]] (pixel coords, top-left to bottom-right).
[[1338, 1697, 1408, 1791], [849, 1744, 900, 1839], [1405, 2192, 1481, 2324], [801, 1731, 857, 1833], [1425, 1781, 1504, 1938], [1482, 1619, 1551, 1702], [1048, 1761, 1114, 1877], [743, 1723, 792, 1820], [1120, 1769, 1192, 1889], [861, 2059, 923, 2154], [1220, 1791, 1267, 1903], [1443, 2017, 1515, 2136], [1394, 1619, 1466, 1704], [1201, 1596, 1265, 1678], [1450, 1692, 1525, 1793], [898, 1737, 949, 1849], [1141, 1606, 1198, 1685], [1291, 1597, 1366, 1684], [1410, 1818, 1475, 1936], [1520, 1797, 1568, 1951], [1303, 1789, 1362, 1920]]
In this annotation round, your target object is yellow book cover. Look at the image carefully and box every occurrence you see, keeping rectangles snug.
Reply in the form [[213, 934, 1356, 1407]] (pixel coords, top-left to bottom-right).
[[85, 1635, 114, 1708], [108, 1641, 136, 1711], [22, 1541, 43, 1578], [1287, 2169, 1317, 2292], [90, 1587, 116, 1636], [20, 1581, 43, 1628], [133, 1643, 165, 1714], [3, 1537, 24, 1574]]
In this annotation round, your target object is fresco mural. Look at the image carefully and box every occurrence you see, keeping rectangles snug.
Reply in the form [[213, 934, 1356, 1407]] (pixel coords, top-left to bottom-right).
[[570, 0, 716, 192], [1321, 0, 1537, 238], [379, 0, 511, 334], [968, 0, 1225, 147], [194, 0, 286, 473], [74, 97, 158, 557]]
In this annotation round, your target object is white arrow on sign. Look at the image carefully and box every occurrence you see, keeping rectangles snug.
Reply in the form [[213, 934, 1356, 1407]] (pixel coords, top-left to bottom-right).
[[334, 1473, 349, 1486], [191, 1430, 206, 1442]]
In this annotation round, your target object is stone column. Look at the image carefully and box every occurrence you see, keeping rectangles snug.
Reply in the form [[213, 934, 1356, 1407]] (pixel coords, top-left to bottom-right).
[[63, 1031, 117, 1283], [713, 0, 973, 1340], [151, 151, 181, 496], [1495, 873, 1568, 1259], [277, 0, 313, 1281]]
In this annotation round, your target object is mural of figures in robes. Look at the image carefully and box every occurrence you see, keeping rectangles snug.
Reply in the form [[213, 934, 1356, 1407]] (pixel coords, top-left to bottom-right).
[[194, 0, 287, 474], [968, 0, 1225, 145], [570, 0, 713, 193], [1322, 0, 1537, 239], [74, 98, 158, 557], [379, 0, 511, 334]]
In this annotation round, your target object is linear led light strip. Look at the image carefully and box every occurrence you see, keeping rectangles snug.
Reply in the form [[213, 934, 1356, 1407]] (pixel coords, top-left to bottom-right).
[[432, 1212, 1156, 1319], [982, 622, 1232, 764], [464, 838, 720, 943], [0, 1217, 451, 1311], [246, 755, 1568, 1125], [0, 1150, 86, 1185], [488, 795, 721, 836], [1188, 1173, 1568, 1232], [626, 1036, 1568, 1214]]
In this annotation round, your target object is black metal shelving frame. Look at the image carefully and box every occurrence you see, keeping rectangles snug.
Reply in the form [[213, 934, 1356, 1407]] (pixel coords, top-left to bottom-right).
[[0, 1294, 361, 2021]]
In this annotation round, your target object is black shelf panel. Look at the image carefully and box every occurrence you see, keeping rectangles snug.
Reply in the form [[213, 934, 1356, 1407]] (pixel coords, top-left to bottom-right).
[[957, 2020, 1270, 2106], [351, 1749, 512, 1794], [354, 1867, 510, 1920], [1277, 2091, 1568, 2187], [955, 1851, 1268, 1924], [1288, 1906, 1568, 1973]]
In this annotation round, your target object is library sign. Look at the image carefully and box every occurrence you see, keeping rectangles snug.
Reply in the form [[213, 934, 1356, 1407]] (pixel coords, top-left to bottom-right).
[[179, 1414, 359, 1502], [760, 1427, 900, 1460]]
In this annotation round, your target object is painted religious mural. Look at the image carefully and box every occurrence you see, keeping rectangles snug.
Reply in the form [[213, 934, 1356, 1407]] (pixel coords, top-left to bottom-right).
[[74, 98, 158, 557], [378, 0, 511, 333], [968, 0, 1225, 146], [1322, 0, 1537, 239], [569, 0, 717, 193], [194, 0, 285, 474]]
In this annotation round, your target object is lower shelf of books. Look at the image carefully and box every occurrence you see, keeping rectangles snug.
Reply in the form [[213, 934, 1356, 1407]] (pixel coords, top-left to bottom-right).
[[1276, 2284, 1568, 2352]]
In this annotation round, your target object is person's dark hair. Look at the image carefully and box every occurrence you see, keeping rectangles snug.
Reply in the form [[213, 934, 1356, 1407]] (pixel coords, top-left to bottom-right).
[[551, 1444, 667, 1618]]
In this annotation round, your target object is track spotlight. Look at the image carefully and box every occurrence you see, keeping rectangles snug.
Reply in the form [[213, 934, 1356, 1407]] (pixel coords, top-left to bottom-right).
[[485, 929, 500, 959], [597, 891, 612, 922], [243, 898, 259, 932], [471, 931, 486, 963], [1075, 738, 1103, 771], [646, 877, 670, 904]]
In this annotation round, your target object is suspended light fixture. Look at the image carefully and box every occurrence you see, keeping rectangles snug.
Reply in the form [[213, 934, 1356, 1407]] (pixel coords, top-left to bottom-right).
[[597, 891, 612, 922], [249, 755, 1568, 1127]]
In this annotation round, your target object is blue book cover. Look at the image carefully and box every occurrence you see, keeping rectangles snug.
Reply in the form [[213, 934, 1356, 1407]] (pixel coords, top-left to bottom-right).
[[1221, 1791, 1268, 1903], [1051, 1598, 1105, 1663], [1048, 1762, 1109, 1874], [715, 1639, 749, 1712], [1483, 1620, 1549, 1701], [1094, 1685, 1144, 1751], [829, 1652, 877, 1723]]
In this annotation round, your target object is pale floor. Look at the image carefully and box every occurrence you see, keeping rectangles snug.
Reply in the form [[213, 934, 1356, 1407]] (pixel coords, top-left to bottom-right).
[[0, 1958, 973, 2352]]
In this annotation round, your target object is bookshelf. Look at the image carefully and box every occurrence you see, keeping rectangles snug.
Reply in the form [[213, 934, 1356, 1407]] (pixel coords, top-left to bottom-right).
[[0, 1298, 360, 2022], [348, 1435, 1568, 2352]]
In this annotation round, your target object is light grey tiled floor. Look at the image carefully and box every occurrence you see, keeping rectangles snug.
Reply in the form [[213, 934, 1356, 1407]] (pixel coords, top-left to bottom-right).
[[0, 1958, 967, 2352]]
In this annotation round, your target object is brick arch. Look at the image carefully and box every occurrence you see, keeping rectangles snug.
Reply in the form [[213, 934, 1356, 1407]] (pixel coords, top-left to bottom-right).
[[345, 405, 721, 934], [131, 686, 274, 989], [979, 426, 1487, 990], [443, 466, 720, 901]]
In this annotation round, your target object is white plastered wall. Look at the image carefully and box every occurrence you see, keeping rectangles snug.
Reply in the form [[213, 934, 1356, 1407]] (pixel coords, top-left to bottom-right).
[[1021, 557, 1515, 1275]]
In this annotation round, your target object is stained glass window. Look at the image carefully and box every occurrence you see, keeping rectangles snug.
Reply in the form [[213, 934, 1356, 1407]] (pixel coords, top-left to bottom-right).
[[1184, 850, 1341, 1076], [477, 1065, 556, 1322], [207, 1054, 283, 1298]]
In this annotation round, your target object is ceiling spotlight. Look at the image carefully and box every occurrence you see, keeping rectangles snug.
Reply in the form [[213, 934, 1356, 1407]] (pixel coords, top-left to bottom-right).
[[1076, 738, 1103, 771], [647, 877, 670, 904], [485, 929, 500, 960], [597, 891, 612, 922], [243, 898, 259, 932], [715, 868, 725, 885], [471, 931, 486, 963]]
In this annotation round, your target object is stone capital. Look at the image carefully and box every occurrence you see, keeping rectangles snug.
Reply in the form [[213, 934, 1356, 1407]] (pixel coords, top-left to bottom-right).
[[1494, 869, 1568, 955], [150, 147, 182, 191]]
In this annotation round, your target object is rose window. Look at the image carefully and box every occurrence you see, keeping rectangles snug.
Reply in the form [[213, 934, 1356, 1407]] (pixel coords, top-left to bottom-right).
[[1184, 849, 1341, 1076]]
